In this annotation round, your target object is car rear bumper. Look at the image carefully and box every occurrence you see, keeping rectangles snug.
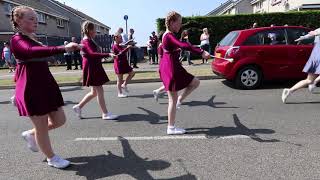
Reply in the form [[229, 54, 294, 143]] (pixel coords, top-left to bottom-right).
[[211, 58, 234, 79]]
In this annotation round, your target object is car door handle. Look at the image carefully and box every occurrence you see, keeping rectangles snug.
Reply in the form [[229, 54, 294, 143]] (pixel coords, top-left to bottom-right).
[[257, 50, 264, 56], [298, 49, 305, 55]]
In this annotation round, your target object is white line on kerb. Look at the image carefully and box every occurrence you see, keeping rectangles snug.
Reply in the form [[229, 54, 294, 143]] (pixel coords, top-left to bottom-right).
[[74, 135, 251, 141]]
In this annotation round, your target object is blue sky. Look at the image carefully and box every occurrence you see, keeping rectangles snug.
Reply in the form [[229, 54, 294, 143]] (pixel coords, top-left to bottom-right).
[[57, 0, 225, 45]]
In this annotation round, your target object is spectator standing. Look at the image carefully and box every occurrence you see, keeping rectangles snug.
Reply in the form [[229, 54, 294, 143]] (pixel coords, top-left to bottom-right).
[[72, 37, 82, 70], [2, 42, 16, 73], [64, 41, 72, 70], [200, 28, 210, 64], [150, 31, 159, 64]]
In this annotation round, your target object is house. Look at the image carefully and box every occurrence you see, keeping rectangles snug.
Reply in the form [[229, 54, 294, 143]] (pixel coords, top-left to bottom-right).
[[207, 0, 320, 16], [207, 0, 253, 16], [44, 0, 110, 38], [0, 0, 112, 62], [0, 0, 70, 42], [0, 0, 110, 43], [251, 0, 320, 13]]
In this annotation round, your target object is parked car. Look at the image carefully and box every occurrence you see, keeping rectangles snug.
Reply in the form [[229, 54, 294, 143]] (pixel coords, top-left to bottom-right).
[[211, 26, 314, 89]]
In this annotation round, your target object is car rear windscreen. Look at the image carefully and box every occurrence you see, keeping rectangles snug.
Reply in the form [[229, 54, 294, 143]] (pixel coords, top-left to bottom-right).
[[218, 31, 239, 46]]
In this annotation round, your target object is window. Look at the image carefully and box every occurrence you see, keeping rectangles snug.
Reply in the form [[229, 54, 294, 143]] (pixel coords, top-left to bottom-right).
[[218, 31, 239, 46], [4, 3, 14, 15], [257, 1, 263, 9], [56, 18, 64, 28], [286, 28, 314, 45], [243, 33, 263, 45], [96, 26, 101, 33], [243, 29, 287, 46], [235, 7, 239, 14], [254, 1, 264, 13], [271, 0, 281, 6], [37, 13, 46, 23]]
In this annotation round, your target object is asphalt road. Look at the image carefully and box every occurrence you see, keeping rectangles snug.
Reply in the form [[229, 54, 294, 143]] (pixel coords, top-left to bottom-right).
[[1, 80, 320, 180]]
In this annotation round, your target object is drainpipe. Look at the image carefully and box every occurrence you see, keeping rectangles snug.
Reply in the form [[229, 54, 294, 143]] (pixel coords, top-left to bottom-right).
[[67, 20, 70, 37], [45, 34, 48, 46]]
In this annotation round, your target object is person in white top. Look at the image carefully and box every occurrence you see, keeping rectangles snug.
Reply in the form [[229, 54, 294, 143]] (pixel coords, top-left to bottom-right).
[[2, 42, 15, 73], [64, 41, 72, 70], [200, 28, 210, 64], [282, 28, 320, 103], [147, 36, 153, 64], [118, 28, 128, 44]]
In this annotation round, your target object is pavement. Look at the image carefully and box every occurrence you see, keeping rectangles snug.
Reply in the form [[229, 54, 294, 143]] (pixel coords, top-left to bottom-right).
[[0, 60, 218, 89], [1, 79, 320, 179], [0, 60, 211, 80], [0, 62, 159, 80]]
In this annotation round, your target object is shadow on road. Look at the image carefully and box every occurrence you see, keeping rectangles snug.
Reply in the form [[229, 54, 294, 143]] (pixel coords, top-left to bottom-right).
[[186, 114, 280, 143], [183, 95, 239, 109], [0, 101, 10, 105], [64, 100, 79, 106], [79, 116, 102, 120], [221, 80, 299, 90], [117, 107, 167, 125], [286, 101, 320, 104], [60, 86, 82, 92], [66, 138, 196, 180], [129, 94, 155, 99], [129, 93, 168, 100]]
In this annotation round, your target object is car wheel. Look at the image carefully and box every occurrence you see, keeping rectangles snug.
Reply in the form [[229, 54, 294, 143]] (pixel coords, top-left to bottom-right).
[[235, 65, 262, 89]]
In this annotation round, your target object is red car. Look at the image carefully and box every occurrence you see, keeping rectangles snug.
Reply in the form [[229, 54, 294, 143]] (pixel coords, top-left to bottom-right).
[[211, 26, 314, 89]]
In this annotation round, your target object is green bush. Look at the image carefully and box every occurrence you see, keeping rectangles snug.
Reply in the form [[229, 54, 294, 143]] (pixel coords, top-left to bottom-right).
[[157, 11, 320, 48]]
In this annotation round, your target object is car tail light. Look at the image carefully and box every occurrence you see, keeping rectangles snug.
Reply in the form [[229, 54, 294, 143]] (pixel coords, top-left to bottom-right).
[[224, 46, 240, 63]]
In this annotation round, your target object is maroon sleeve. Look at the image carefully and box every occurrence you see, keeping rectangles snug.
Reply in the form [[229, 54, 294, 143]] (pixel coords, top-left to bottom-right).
[[117, 46, 130, 56], [82, 39, 110, 59], [112, 44, 129, 56], [11, 36, 65, 60], [166, 33, 203, 54]]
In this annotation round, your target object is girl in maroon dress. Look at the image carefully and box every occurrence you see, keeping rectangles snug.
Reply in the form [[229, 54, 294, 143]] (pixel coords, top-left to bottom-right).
[[153, 32, 166, 102], [112, 33, 136, 98], [11, 6, 80, 169], [73, 21, 119, 120], [160, 11, 210, 135]]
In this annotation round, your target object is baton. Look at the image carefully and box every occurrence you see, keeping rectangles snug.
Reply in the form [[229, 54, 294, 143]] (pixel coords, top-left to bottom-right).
[[210, 55, 234, 62]]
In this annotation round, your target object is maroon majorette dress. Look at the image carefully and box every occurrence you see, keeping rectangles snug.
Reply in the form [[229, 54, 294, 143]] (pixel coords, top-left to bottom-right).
[[159, 32, 203, 91], [10, 33, 65, 116], [158, 43, 164, 59], [81, 37, 111, 86], [112, 44, 133, 74]]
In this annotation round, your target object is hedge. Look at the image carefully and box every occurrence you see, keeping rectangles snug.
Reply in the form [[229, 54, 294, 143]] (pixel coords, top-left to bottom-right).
[[156, 11, 320, 48]]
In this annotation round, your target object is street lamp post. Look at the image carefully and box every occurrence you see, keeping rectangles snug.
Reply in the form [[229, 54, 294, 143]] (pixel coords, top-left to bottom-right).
[[124, 15, 128, 35], [123, 15, 130, 63]]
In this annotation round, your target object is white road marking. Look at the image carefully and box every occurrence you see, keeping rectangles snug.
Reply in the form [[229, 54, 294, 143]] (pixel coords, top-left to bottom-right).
[[74, 135, 252, 141], [219, 135, 251, 139], [75, 135, 208, 141]]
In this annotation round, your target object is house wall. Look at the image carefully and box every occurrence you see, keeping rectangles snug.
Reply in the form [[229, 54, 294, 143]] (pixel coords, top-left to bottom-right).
[[253, 0, 320, 13], [0, 1, 69, 37]]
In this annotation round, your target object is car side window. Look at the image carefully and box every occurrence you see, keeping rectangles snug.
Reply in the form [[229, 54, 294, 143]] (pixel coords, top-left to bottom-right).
[[263, 30, 287, 45], [243, 29, 286, 46], [243, 33, 263, 45], [286, 28, 314, 45]]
